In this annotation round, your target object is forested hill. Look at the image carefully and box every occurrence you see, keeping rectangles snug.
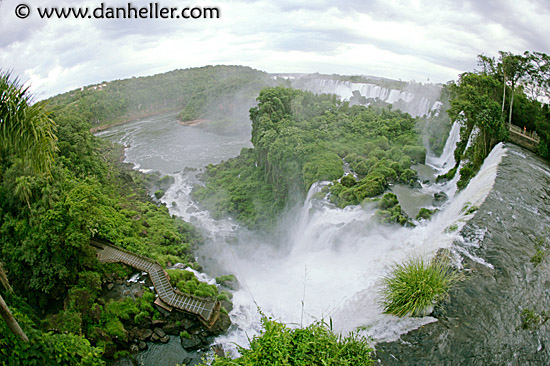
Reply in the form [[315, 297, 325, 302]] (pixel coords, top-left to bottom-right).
[[45, 65, 284, 132], [193, 87, 426, 229]]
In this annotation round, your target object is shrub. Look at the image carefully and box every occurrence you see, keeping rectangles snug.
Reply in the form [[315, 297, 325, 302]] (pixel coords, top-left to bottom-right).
[[457, 163, 475, 190], [416, 208, 436, 221], [381, 257, 461, 317], [204, 316, 374, 365], [445, 224, 459, 233], [378, 193, 398, 210], [403, 145, 426, 164], [400, 168, 417, 183], [340, 174, 356, 188]]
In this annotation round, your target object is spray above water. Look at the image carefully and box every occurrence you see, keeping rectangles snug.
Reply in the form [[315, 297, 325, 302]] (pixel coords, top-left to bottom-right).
[[100, 112, 507, 357]]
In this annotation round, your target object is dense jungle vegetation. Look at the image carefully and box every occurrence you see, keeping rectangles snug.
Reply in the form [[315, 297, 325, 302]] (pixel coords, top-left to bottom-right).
[[440, 51, 550, 188], [204, 315, 374, 366], [3, 51, 548, 364], [193, 87, 426, 230], [46, 65, 283, 134], [0, 71, 212, 364]]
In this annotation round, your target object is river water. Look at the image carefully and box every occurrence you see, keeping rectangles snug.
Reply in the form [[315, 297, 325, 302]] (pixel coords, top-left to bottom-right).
[[98, 113, 550, 365], [377, 144, 550, 365]]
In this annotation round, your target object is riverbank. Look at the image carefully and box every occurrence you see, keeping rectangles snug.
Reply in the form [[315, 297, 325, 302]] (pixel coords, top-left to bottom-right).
[[90, 108, 181, 133]]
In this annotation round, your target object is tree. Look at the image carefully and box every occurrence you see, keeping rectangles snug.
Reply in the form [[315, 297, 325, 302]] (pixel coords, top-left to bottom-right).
[[0, 263, 28, 342], [501, 53, 530, 127], [0, 71, 57, 176], [0, 72, 57, 342], [523, 51, 550, 101]]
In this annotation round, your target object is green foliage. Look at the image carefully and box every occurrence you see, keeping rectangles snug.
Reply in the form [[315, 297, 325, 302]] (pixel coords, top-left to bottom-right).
[[0, 302, 104, 365], [96, 292, 157, 341], [1, 70, 204, 362], [446, 51, 550, 190], [44, 311, 83, 335], [180, 330, 192, 339], [0, 71, 57, 176], [378, 192, 399, 210], [193, 148, 283, 229], [340, 175, 357, 188], [530, 235, 550, 267], [204, 316, 373, 366], [215, 274, 239, 290], [445, 224, 459, 233], [46, 65, 282, 133], [520, 308, 550, 330], [381, 257, 461, 317], [196, 87, 423, 228], [416, 208, 437, 221], [376, 193, 411, 226], [167, 269, 220, 299], [461, 203, 479, 215], [436, 166, 457, 183]]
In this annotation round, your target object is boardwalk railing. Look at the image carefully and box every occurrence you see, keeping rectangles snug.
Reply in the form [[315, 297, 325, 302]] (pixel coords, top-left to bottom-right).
[[509, 124, 540, 152], [91, 239, 220, 328]]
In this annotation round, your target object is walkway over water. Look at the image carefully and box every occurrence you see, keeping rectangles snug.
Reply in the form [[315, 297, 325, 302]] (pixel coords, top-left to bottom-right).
[[509, 124, 540, 152], [91, 239, 220, 327]]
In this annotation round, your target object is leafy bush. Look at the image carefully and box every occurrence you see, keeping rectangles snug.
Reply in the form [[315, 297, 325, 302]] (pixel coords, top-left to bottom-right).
[[381, 257, 461, 317], [204, 316, 374, 365], [196, 87, 424, 229], [416, 207, 436, 221], [376, 193, 410, 226]]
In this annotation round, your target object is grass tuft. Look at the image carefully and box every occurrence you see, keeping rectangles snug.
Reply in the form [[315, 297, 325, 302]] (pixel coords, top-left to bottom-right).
[[381, 257, 461, 317]]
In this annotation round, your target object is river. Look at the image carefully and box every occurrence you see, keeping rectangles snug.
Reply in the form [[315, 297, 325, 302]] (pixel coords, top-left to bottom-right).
[[98, 113, 550, 365]]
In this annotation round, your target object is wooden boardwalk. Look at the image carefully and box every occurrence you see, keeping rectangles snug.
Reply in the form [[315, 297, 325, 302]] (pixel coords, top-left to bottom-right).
[[91, 239, 220, 327]]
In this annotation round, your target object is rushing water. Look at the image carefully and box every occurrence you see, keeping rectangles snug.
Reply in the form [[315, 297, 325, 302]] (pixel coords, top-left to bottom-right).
[[99, 112, 550, 364], [290, 78, 441, 117], [376, 144, 550, 365]]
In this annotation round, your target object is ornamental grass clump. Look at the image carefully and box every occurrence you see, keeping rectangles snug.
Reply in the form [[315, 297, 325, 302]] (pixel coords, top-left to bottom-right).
[[381, 257, 461, 317]]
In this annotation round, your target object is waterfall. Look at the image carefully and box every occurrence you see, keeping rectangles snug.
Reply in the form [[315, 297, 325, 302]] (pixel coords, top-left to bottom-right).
[[426, 121, 461, 174], [99, 112, 512, 361], [209, 144, 506, 356], [293, 78, 441, 117]]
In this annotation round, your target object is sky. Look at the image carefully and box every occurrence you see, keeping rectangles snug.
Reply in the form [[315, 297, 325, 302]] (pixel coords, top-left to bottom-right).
[[0, 0, 549, 100]]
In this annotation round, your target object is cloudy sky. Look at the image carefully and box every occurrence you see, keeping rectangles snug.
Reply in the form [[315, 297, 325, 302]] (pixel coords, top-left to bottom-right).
[[1, 0, 549, 99]]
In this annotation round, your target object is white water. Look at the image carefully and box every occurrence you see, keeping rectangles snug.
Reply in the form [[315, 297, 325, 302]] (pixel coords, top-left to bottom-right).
[[99, 113, 506, 357], [176, 142, 507, 356], [294, 78, 441, 117], [426, 121, 461, 174]]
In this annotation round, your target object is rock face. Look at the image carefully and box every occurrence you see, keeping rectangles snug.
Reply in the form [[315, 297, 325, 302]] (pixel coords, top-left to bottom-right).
[[208, 313, 231, 336], [162, 323, 181, 335], [153, 327, 166, 338], [180, 335, 203, 350], [99, 270, 232, 359], [140, 329, 153, 341]]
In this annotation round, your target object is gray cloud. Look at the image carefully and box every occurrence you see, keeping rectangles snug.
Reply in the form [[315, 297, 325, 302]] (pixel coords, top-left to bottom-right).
[[0, 0, 547, 98]]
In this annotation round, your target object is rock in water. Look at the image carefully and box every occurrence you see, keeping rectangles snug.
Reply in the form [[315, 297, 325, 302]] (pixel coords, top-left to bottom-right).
[[433, 191, 448, 206]]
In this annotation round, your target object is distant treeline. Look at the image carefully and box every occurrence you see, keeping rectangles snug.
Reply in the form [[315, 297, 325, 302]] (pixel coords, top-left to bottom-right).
[[46, 65, 285, 132]]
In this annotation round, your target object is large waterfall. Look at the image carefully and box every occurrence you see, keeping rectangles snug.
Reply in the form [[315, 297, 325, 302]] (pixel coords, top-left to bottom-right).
[[377, 143, 550, 365], [289, 77, 442, 117], [99, 112, 549, 364]]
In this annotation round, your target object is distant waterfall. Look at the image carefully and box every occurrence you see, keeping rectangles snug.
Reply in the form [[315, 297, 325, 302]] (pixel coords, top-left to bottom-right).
[[292, 78, 441, 117]]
